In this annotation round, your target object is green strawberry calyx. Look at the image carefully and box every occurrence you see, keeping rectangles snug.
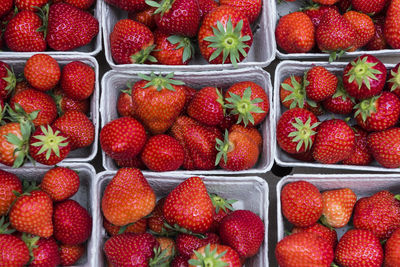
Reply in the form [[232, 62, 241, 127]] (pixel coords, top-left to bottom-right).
[[167, 35, 195, 63], [49, 91, 66, 116], [209, 193, 236, 214], [203, 17, 251, 67], [281, 75, 316, 109], [4, 121, 31, 168], [388, 68, 400, 92], [225, 87, 265, 126], [332, 78, 355, 103], [215, 130, 231, 166], [6, 103, 38, 131], [139, 72, 185, 91], [163, 222, 206, 239], [345, 56, 382, 90], [130, 44, 157, 64], [21, 233, 40, 264], [188, 244, 229, 267], [146, 0, 173, 18], [354, 95, 379, 122], [0, 216, 15, 234], [149, 246, 174, 267], [325, 49, 347, 63], [289, 116, 319, 152], [2, 66, 16, 95], [31, 125, 69, 160], [35, 4, 50, 39]]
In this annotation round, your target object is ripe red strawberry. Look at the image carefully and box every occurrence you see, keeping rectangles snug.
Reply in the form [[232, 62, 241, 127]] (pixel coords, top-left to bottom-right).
[[187, 87, 224, 126], [0, 170, 22, 216], [0, 61, 16, 100], [0, 234, 30, 266], [53, 199, 92, 245], [0, 122, 31, 167], [230, 124, 262, 150], [59, 244, 85, 266], [148, 198, 172, 235], [4, 10, 46, 52], [353, 190, 400, 240], [351, 0, 386, 14], [141, 134, 184, 171], [342, 126, 372, 166], [199, 0, 218, 20], [277, 108, 320, 154], [335, 229, 383, 267], [40, 166, 80, 202], [52, 110, 95, 150], [54, 0, 95, 10], [61, 61, 95, 101], [219, 210, 264, 259], [281, 181, 323, 228], [10, 189, 53, 238], [313, 119, 355, 164], [132, 73, 186, 134], [354, 92, 400, 132], [105, 0, 147, 11], [110, 19, 156, 65], [322, 78, 355, 115], [385, 228, 400, 267], [275, 12, 315, 53], [14, 80, 32, 95], [46, 3, 99, 51], [100, 117, 147, 161], [176, 232, 220, 259], [103, 217, 147, 236], [24, 54, 61, 92], [368, 127, 400, 168], [15, 0, 49, 11], [0, 0, 12, 18], [388, 63, 400, 97], [29, 236, 61, 267], [276, 232, 334, 267], [219, 0, 262, 24], [117, 88, 135, 117], [225, 81, 269, 126], [305, 66, 338, 102], [343, 11, 375, 50], [292, 223, 338, 249], [303, 4, 339, 28], [199, 5, 253, 66], [337, 0, 351, 12], [129, 7, 156, 30], [148, 0, 201, 37], [384, 0, 400, 49], [189, 244, 241, 266], [172, 255, 189, 267], [101, 168, 156, 226], [321, 188, 356, 228], [314, 0, 339, 4], [163, 176, 214, 234], [53, 86, 90, 115], [115, 156, 146, 169], [286, 149, 316, 163], [152, 31, 194, 65], [365, 16, 387, 51]]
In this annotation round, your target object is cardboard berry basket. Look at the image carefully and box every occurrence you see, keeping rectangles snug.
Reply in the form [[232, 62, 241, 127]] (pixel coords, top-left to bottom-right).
[[101, 0, 276, 71], [275, 0, 400, 60], [0, 163, 97, 267], [92, 171, 269, 267], [100, 67, 274, 174], [0, 54, 99, 166], [274, 60, 399, 172]]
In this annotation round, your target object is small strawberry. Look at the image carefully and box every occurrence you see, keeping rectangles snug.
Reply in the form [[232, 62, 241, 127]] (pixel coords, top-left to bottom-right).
[[351, 0, 386, 14], [368, 127, 400, 168], [385, 228, 400, 267], [101, 168, 156, 226], [335, 229, 383, 267], [384, 0, 400, 49], [59, 244, 85, 266], [100, 117, 147, 161], [365, 16, 387, 51], [163, 176, 214, 234], [61, 61, 95, 101], [303, 4, 339, 28], [189, 244, 241, 267], [0, 61, 16, 100], [343, 11, 375, 51], [281, 181, 323, 228], [292, 223, 338, 249], [176, 232, 220, 259], [187, 87, 224, 126], [28, 236, 61, 267], [0, 0, 12, 18], [24, 54, 61, 92], [275, 12, 315, 53], [129, 7, 156, 30], [103, 217, 147, 236], [105, 0, 147, 12], [15, 0, 49, 11], [141, 134, 184, 172], [321, 188, 357, 228], [117, 87, 135, 117], [152, 31, 194, 65], [40, 166, 80, 202], [305, 66, 338, 102], [0, 233, 30, 266], [52, 86, 90, 115], [199, 0, 218, 20], [219, 0, 262, 24], [342, 126, 372, 166], [0, 170, 22, 216], [388, 63, 400, 97], [322, 78, 355, 115], [0, 122, 30, 167]]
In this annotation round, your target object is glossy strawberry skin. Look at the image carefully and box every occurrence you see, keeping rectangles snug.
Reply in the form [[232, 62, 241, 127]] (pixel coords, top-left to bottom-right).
[[367, 127, 400, 168], [303, 5, 339, 28], [0, 170, 22, 216], [322, 84, 355, 115], [384, 0, 400, 49], [117, 89, 135, 117], [24, 54, 61, 92], [103, 217, 147, 236], [321, 188, 357, 228], [187, 87, 224, 126], [55, 0, 95, 10], [15, 0, 49, 11], [365, 16, 387, 51], [343, 11, 375, 50], [385, 228, 400, 267], [61, 61, 95, 101], [115, 156, 146, 169], [219, 0, 261, 24], [199, 0, 218, 20], [351, 0, 386, 14], [190, 244, 241, 266], [0, 234, 30, 267], [176, 233, 220, 259], [129, 7, 156, 30], [0, 0, 12, 18], [53, 87, 90, 115], [0, 123, 26, 167], [292, 223, 338, 250], [342, 126, 372, 166], [152, 31, 191, 65], [105, 0, 147, 12], [305, 66, 338, 102], [30, 237, 61, 267], [60, 244, 85, 266], [40, 167, 80, 202]]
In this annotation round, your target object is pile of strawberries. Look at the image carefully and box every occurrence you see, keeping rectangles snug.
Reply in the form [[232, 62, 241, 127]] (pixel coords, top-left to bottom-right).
[[0, 167, 92, 266], [276, 180, 400, 266], [0, 54, 95, 167], [106, 0, 262, 66], [277, 54, 400, 169], [101, 168, 265, 266], [276, 0, 400, 60], [100, 72, 269, 172]]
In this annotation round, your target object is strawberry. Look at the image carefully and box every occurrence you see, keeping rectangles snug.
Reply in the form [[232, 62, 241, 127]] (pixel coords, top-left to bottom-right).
[[388, 63, 400, 97], [321, 188, 356, 228], [351, 0, 386, 14], [303, 4, 339, 28], [147, 0, 201, 37], [4, 10, 46, 52], [385, 228, 400, 267], [335, 229, 383, 267], [354, 92, 400, 132], [105, 0, 147, 11], [368, 127, 400, 168], [156, 237, 175, 258], [0, 0, 12, 18], [0, 170, 22, 216], [275, 12, 315, 54], [132, 73, 186, 134], [141, 134, 184, 171], [129, 7, 156, 30], [353, 190, 400, 240], [187, 87, 224, 126], [54, 0, 95, 10], [225, 81, 269, 126], [0, 61, 16, 100], [61, 61, 95, 101], [343, 54, 387, 100], [172, 255, 189, 267], [15, 0, 49, 12], [0, 122, 31, 167], [24, 54, 61, 92], [59, 244, 85, 266], [148, 198, 172, 235], [52, 110, 95, 150], [281, 181, 323, 228], [28, 236, 61, 267], [365, 16, 387, 51], [46, 3, 99, 51], [117, 88, 135, 117], [176, 233, 220, 259], [52, 86, 90, 115], [199, 5, 253, 66], [313, 119, 355, 164], [286, 149, 316, 163], [342, 126, 372, 166], [0, 234, 30, 266], [199, 0, 218, 20], [40, 166, 80, 202], [115, 156, 146, 169], [343, 11, 375, 50], [219, 0, 262, 24], [29, 125, 71, 165], [110, 19, 156, 65], [14, 80, 32, 95], [305, 66, 338, 102], [292, 223, 338, 249], [103, 217, 147, 236], [230, 124, 262, 150], [189, 244, 241, 267], [275, 232, 334, 267], [313, 0, 339, 4], [101, 168, 156, 226], [163, 176, 214, 234], [10, 189, 53, 238], [337, 0, 351, 12], [152, 31, 194, 65], [384, 0, 400, 49], [100, 117, 147, 161], [277, 108, 320, 154], [322, 78, 355, 115]]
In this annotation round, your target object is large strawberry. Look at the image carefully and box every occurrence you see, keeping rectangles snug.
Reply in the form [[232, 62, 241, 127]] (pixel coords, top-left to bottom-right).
[[351, 0, 386, 14], [24, 54, 61, 92], [367, 127, 400, 168], [321, 188, 356, 228], [189, 244, 241, 267], [199, 5, 253, 66], [342, 126, 372, 166], [0, 170, 22, 216], [59, 244, 85, 266], [366, 16, 387, 51], [343, 54, 387, 100], [0, 233, 30, 266], [46, 3, 99, 51], [0, 61, 16, 100], [219, 0, 261, 24], [385, 228, 400, 267], [188, 87, 224, 127], [176, 232, 220, 259], [322, 78, 355, 115], [28, 236, 61, 267], [0, 122, 30, 167], [40, 166, 79, 202], [388, 63, 400, 97], [305, 66, 338, 102], [385, 0, 400, 49], [105, 0, 147, 11], [152, 31, 194, 65], [102, 168, 156, 226], [292, 223, 338, 250], [343, 11, 375, 50], [303, 4, 339, 28], [61, 61, 95, 101]]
